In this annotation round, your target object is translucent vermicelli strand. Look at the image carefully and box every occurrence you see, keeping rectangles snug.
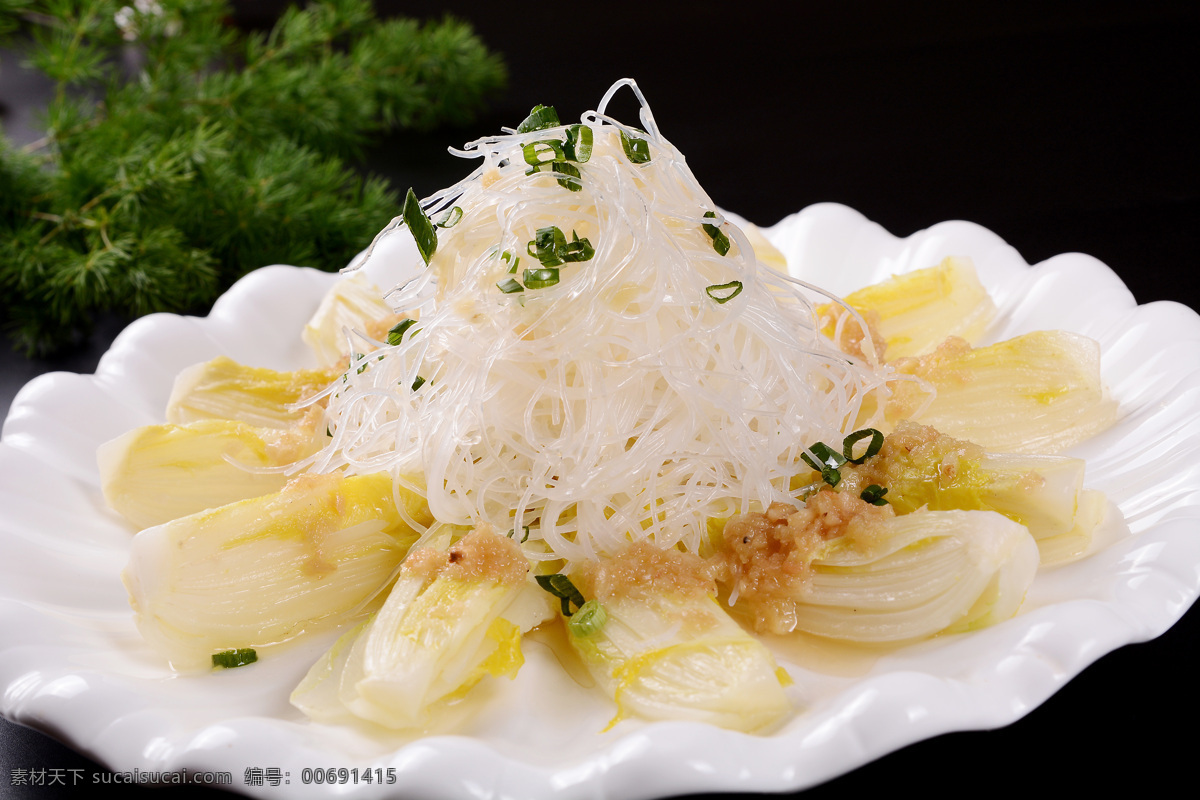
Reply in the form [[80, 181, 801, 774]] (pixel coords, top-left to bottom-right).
[[302, 80, 894, 565]]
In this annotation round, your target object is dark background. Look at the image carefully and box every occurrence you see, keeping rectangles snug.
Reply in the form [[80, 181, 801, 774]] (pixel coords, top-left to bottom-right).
[[2, 1, 1197, 797]]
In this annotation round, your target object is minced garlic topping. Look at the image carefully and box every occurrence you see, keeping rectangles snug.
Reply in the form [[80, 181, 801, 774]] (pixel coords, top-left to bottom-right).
[[721, 493, 893, 634], [403, 524, 528, 585], [574, 541, 715, 603], [261, 405, 326, 463], [837, 420, 986, 506], [886, 335, 973, 419]]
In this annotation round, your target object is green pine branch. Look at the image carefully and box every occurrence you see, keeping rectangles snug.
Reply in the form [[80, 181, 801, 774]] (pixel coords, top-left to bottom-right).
[[0, 0, 507, 356]]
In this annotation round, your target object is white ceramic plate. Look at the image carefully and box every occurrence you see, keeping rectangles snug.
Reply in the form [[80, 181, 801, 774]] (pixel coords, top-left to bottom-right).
[[3, 202, 1199, 799]]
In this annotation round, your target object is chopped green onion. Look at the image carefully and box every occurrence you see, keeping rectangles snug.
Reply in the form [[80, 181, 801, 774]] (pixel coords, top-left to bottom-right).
[[524, 128, 592, 167], [801, 431, 884, 490], [522, 140, 566, 168], [564, 124, 593, 162], [402, 188, 437, 266], [434, 206, 463, 228], [705, 280, 743, 304], [558, 230, 594, 262], [567, 599, 607, 637], [212, 648, 257, 668], [620, 129, 651, 163], [523, 267, 560, 290], [843, 428, 884, 464], [526, 160, 585, 192], [702, 211, 731, 256], [535, 573, 585, 616], [500, 250, 521, 273], [801, 442, 846, 472], [861, 484, 889, 505], [507, 526, 531, 543], [517, 104, 561, 133], [411, 375, 426, 391], [552, 162, 583, 192], [387, 318, 418, 346], [497, 278, 524, 294], [527, 226, 596, 267], [528, 226, 567, 266]]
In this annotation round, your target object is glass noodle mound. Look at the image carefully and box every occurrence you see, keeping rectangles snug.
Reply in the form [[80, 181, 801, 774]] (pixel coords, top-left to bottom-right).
[[302, 79, 892, 562], [107, 80, 1118, 735]]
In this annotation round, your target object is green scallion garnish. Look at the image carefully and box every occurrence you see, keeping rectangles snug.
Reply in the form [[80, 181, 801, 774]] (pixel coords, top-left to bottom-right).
[[524, 267, 560, 289], [564, 124, 593, 162], [801, 441, 846, 487], [526, 226, 595, 268], [497, 278, 524, 294], [526, 161, 585, 192], [387, 318, 418, 346], [535, 573, 586, 616], [507, 526, 531, 543], [705, 280, 743, 304], [558, 229, 594, 262], [861, 484, 889, 505], [522, 139, 565, 168], [552, 162, 583, 192], [212, 648, 257, 669], [411, 375, 426, 391], [843, 428, 884, 464], [528, 226, 567, 266], [801, 441, 845, 470], [702, 211, 731, 256], [434, 206, 463, 228], [500, 250, 521, 273], [531, 225, 566, 262], [517, 104, 561, 133], [523, 126, 591, 190], [801, 429, 887, 490], [402, 188, 437, 266], [567, 599, 607, 637], [620, 129, 651, 163]]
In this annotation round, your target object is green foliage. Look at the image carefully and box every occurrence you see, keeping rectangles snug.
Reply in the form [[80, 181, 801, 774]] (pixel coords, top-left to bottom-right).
[[0, 0, 506, 355]]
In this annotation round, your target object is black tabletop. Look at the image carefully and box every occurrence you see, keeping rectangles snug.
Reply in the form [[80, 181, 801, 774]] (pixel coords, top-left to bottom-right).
[[2, 1, 1198, 798]]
